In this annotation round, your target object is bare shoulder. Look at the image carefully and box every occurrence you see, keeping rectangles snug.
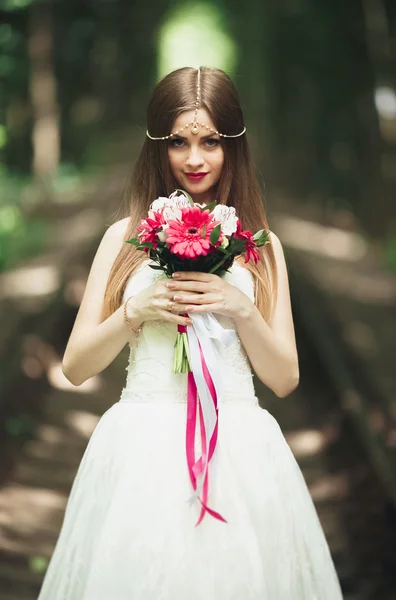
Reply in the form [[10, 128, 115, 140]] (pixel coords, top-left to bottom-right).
[[266, 229, 296, 352], [63, 217, 132, 342], [105, 216, 131, 241], [99, 217, 131, 256], [268, 230, 290, 274], [268, 230, 284, 255]]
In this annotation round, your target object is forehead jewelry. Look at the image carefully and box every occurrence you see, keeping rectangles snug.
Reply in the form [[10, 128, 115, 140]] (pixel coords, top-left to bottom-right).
[[146, 68, 246, 141]]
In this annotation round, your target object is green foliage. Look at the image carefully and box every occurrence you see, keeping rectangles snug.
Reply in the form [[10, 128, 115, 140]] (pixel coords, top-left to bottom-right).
[[29, 555, 49, 574], [203, 200, 216, 213], [209, 224, 221, 245], [4, 414, 35, 439], [0, 125, 7, 150], [384, 238, 396, 273], [254, 230, 270, 247], [0, 0, 393, 242], [1, 0, 37, 11], [158, 1, 237, 78], [0, 176, 47, 272]]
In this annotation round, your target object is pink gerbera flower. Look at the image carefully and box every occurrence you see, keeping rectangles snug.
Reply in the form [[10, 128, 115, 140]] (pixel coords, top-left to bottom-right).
[[166, 207, 222, 259], [235, 220, 261, 263], [137, 211, 163, 249]]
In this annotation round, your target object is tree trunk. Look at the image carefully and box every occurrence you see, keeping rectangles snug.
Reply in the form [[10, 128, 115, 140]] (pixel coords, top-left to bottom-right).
[[28, 1, 60, 177], [360, 0, 396, 237]]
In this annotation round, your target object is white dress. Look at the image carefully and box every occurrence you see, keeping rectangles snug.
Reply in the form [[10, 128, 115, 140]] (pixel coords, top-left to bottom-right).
[[37, 261, 343, 600]]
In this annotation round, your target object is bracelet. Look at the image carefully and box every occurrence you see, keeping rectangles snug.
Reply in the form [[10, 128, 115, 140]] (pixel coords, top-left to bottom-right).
[[123, 296, 143, 336]]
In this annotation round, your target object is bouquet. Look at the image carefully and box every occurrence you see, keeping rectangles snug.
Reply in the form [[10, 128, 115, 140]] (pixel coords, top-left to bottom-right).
[[126, 190, 270, 526], [126, 190, 270, 373]]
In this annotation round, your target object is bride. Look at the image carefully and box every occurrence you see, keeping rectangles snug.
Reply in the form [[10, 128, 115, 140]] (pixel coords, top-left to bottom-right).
[[37, 66, 344, 599]]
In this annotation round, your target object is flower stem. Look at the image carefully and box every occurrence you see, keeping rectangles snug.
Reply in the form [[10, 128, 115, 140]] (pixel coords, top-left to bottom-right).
[[208, 254, 230, 274], [173, 331, 192, 373]]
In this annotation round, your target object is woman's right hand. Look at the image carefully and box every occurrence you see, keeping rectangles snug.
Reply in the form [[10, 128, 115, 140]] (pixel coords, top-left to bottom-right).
[[125, 279, 193, 328]]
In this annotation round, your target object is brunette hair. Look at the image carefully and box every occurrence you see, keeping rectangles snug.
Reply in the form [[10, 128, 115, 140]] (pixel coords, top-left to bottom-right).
[[101, 66, 278, 322]]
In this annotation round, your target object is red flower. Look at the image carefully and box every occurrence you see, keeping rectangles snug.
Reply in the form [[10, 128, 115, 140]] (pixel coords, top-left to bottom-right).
[[137, 211, 163, 249], [235, 220, 261, 264], [166, 207, 222, 259]]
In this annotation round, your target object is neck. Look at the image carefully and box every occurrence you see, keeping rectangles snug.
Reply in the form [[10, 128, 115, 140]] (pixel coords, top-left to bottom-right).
[[190, 186, 217, 206]]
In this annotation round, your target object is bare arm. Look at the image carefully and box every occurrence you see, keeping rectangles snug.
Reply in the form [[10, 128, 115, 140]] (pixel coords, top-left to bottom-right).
[[231, 244, 298, 399], [232, 232, 299, 397], [234, 305, 299, 398], [62, 217, 135, 386]]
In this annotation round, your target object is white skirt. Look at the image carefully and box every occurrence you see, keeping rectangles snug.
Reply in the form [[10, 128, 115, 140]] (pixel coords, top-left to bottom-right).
[[37, 397, 343, 599]]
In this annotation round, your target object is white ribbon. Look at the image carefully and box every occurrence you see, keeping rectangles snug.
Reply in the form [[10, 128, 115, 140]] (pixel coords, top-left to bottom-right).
[[186, 313, 236, 504]]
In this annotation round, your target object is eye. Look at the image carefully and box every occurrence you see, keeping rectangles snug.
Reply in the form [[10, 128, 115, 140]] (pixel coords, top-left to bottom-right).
[[169, 138, 185, 148], [205, 138, 220, 148]]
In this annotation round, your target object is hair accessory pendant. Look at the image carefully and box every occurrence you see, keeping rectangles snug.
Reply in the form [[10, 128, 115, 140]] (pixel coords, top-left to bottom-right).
[[146, 67, 246, 141]]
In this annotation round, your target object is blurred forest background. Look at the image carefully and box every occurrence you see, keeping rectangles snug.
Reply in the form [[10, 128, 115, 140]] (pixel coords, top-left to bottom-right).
[[1, 1, 396, 599], [1, 0, 396, 271]]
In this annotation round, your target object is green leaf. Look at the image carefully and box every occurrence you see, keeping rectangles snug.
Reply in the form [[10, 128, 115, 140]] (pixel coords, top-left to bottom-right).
[[203, 199, 216, 213], [201, 222, 207, 238], [255, 231, 271, 246], [210, 224, 221, 245], [182, 332, 192, 371], [125, 238, 140, 246], [175, 189, 194, 206], [253, 228, 265, 241], [136, 241, 154, 251], [148, 264, 165, 271]]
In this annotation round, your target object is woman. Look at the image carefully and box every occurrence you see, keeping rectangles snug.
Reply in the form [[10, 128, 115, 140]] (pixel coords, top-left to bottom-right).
[[38, 66, 343, 599]]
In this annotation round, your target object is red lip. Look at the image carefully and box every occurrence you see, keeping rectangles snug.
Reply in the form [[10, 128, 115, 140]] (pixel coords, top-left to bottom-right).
[[185, 172, 208, 182]]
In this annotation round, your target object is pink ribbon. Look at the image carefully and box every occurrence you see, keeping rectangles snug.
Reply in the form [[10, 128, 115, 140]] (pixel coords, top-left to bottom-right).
[[179, 323, 227, 527]]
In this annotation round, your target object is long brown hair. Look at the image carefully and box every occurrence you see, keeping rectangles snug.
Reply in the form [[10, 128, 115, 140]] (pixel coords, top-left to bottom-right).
[[101, 67, 278, 323]]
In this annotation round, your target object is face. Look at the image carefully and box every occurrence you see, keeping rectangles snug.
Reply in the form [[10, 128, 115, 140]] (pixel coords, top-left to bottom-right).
[[167, 108, 224, 205]]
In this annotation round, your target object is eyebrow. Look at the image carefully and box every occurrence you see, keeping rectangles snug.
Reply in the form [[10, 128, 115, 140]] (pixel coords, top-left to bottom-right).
[[171, 132, 219, 141]]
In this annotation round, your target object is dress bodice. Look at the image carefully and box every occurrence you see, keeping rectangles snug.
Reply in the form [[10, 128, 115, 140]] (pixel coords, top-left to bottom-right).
[[120, 261, 257, 404]]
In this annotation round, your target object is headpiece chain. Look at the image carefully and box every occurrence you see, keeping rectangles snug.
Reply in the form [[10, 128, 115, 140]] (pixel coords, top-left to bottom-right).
[[146, 67, 246, 141]]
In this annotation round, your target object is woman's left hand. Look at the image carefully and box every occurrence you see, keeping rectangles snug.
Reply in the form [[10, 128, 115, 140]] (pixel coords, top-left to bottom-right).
[[166, 271, 253, 320]]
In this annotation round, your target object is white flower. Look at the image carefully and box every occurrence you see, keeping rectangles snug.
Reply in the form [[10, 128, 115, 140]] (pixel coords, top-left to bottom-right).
[[162, 205, 182, 223], [212, 205, 238, 236], [172, 194, 191, 209], [150, 196, 172, 214], [169, 190, 189, 202], [149, 193, 190, 220]]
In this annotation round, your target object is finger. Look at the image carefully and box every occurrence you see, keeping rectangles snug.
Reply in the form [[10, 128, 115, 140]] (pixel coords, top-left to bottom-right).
[[168, 302, 190, 313], [172, 272, 217, 282], [166, 280, 209, 293], [171, 290, 198, 299], [172, 293, 218, 305], [161, 297, 189, 315], [184, 303, 221, 313], [160, 287, 188, 300], [154, 283, 176, 299], [157, 310, 192, 326]]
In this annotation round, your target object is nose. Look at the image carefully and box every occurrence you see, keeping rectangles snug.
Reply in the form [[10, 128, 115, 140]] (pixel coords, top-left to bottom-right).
[[185, 145, 204, 169]]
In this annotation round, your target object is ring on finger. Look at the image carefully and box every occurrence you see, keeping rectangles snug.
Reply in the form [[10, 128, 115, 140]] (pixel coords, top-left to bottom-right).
[[167, 299, 175, 312]]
